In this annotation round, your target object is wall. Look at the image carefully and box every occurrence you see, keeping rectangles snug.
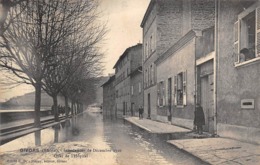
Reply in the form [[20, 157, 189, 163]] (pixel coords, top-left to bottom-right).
[[156, 38, 196, 127], [190, 0, 215, 31], [217, 0, 260, 144], [115, 77, 130, 117], [130, 71, 143, 116], [103, 78, 115, 118], [130, 44, 142, 72], [115, 45, 142, 117], [157, 0, 183, 56]]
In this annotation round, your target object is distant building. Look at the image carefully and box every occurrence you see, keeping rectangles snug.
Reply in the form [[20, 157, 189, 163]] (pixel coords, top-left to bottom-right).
[[95, 76, 109, 106], [130, 66, 143, 117], [101, 75, 115, 118], [113, 44, 142, 117]]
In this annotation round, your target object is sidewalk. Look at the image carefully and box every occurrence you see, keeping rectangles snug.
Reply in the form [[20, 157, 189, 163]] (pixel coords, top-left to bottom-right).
[[124, 116, 190, 134], [125, 117, 260, 165]]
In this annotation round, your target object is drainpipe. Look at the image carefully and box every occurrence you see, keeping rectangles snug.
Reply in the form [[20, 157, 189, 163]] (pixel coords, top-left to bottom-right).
[[213, 0, 219, 136]]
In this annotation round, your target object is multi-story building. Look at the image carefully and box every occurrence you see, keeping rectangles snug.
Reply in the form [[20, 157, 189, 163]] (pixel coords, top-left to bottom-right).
[[141, 0, 215, 121], [101, 75, 115, 118], [130, 66, 143, 116], [141, 0, 184, 119], [154, 0, 215, 127], [214, 0, 260, 144], [143, 0, 260, 144], [113, 44, 142, 117]]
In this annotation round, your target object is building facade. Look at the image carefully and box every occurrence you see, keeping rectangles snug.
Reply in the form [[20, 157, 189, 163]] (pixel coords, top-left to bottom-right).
[[141, 0, 215, 122], [101, 75, 115, 118], [146, 0, 260, 144], [113, 44, 142, 117], [141, 0, 184, 119], [215, 0, 260, 144], [130, 66, 143, 116]]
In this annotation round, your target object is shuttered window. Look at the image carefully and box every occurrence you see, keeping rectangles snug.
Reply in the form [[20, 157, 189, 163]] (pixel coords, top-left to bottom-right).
[[157, 81, 165, 107], [183, 70, 187, 106], [234, 21, 239, 61], [173, 71, 187, 106], [174, 76, 177, 106], [256, 7, 260, 56], [235, 4, 260, 63]]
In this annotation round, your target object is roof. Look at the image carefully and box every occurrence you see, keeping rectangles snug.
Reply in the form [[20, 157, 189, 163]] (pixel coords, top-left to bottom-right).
[[100, 75, 115, 87], [140, 0, 156, 28], [113, 43, 142, 69]]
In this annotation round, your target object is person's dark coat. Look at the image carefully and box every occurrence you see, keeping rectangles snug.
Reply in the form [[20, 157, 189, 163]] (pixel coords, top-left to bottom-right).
[[194, 105, 205, 126]]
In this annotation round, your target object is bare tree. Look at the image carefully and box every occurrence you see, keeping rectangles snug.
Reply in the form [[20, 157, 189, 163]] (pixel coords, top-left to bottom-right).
[[41, 4, 106, 121], [0, 0, 103, 128], [0, 0, 27, 35]]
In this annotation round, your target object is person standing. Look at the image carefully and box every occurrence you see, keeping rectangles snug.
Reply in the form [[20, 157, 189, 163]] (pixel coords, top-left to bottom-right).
[[194, 103, 205, 135], [139, 106, 144, 119]]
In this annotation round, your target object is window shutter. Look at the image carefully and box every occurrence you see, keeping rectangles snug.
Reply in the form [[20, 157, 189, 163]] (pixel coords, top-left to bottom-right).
[[256, 7, 260, 57], [157, 83, 160, 106], [164, 80, 167, 106], [174, 76, 177, 106], [234, 21, 240, 62], [183, 71, 187, 106]]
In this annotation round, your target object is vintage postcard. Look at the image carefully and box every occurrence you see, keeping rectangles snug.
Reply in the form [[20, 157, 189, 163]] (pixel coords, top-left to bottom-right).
[[0, 0, 259, 165]]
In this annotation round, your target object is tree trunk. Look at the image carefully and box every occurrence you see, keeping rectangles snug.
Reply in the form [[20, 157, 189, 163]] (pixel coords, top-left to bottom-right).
[[34, 82, 42, 146], [34, 82, 41, 128], [71, 101, 74, 116], [65, 95, 69, 118], [52, 95, 59, 122], [76, 103, 79, 115]]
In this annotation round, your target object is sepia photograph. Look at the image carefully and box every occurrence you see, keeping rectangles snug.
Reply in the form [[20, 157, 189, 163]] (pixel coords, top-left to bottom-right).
[[0, 0, 260, 164]]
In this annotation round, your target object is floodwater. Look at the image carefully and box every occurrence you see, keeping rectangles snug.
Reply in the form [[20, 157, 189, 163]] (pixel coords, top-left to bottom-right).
[[0, 109, 207, 165]]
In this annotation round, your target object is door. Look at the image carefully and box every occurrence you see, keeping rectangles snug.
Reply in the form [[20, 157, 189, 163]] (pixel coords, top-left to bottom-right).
[[200, 74, 214, 133], [123, 102, 126, 116], [131, 103, 134, 116], [168, 78, 172, 121], [148, 93, 151, 119]]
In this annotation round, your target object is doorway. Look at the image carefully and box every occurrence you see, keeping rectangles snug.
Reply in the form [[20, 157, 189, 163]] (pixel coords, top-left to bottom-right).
[[200, 74, 214, 133], [148, 93, 151, 119], [167, 78, 172, 121], [131, 103, 134, 116], [123, 102, 127, 116]]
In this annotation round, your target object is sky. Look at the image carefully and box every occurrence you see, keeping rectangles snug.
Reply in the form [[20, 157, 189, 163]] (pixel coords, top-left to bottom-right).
[[99, 0, 149, 75], [0, 0, 150, 102]]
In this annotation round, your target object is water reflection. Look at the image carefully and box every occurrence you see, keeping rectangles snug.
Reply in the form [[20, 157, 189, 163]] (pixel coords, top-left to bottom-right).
[[34, 130, 41, 146], [0, 112, 206, 165]]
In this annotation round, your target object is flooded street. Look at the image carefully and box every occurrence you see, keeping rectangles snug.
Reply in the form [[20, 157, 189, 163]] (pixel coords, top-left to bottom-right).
[[0, 110, 207, 165]]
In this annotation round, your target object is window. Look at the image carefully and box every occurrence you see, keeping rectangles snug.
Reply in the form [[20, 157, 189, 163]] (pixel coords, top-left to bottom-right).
[[174, 71, 187, 106], [146, 42, 148, 59], [150, 64, 153, 84], [157, 81, 165, 107], [150, 35, 153, 53], [145, 69, 147, 88], [131, 85, 134, 95], [234, 4, 260, 63], [144, 43, 147, 61], [116, 90, 118, 98], [138, 82, 141, 93], [148, 67, 150, 86]]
